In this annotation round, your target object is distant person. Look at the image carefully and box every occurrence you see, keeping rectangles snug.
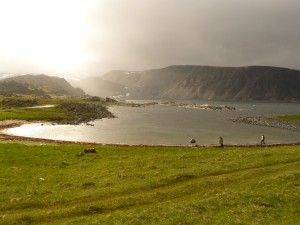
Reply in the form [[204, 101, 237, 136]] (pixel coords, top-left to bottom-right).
[[219, 136, 224, 148], [261, 135, 265, 145], [190, 138, 196, 144]]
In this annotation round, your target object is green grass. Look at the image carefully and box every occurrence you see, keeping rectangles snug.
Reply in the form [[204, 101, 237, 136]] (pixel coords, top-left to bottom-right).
[[0, 96, 79, 122], [276, 115, 300, 120], [0, 141, 299, 224], [275, 115, 300, 125], [0, 107, 70, 121], [0, 96, 109, 122]]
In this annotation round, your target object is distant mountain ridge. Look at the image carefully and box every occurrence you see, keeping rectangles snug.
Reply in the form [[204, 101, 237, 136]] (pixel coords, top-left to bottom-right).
[[81, 65, 300, 101], [0, 74, 85, 96], [68, 77, 126, 98]]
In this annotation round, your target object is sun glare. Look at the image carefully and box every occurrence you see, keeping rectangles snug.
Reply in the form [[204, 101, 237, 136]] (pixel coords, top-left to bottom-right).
[[0, 0, 96, 72]]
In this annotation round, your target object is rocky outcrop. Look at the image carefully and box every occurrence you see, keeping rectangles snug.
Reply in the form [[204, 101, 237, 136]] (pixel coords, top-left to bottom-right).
[[59, 102, 115, 124]]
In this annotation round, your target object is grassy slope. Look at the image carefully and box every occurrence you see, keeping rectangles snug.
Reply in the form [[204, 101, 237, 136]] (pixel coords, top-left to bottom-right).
[[0, 141, 299, 225]]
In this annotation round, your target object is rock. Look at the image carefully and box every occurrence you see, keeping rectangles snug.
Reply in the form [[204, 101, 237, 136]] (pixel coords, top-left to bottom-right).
[[84, 148, 96, 153]]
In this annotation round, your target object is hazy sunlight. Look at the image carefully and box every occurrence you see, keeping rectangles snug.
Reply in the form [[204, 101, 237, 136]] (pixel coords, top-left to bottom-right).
[[0, 0, 96, 72]]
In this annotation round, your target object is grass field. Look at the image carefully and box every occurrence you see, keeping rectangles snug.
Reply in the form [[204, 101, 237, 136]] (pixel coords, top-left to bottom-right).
[[0, 141, 299, 225]]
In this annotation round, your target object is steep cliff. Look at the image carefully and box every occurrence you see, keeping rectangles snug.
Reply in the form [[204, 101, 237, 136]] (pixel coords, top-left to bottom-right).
[[97, 65, 300, 101]]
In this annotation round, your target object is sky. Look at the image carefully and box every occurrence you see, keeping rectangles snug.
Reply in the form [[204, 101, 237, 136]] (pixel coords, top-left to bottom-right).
[[0, 0, 300, 77]]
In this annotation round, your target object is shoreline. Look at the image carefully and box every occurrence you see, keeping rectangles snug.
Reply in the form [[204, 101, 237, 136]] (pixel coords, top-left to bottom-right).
[[1, 120, 299, 148], [230, 116, 300, 132]]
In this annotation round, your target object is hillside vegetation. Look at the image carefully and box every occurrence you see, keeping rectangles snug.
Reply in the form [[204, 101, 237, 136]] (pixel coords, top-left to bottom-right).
[[0, 75, 85, 97], [0, 96, 114, 124], [0, 141, 299, 224], [79, 65, 300, 101]]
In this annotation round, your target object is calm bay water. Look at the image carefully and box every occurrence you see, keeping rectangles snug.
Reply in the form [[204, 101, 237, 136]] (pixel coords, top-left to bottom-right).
[[6, 101, 300, 145]]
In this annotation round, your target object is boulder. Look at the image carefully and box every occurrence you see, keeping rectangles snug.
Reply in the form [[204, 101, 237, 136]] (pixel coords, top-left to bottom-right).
[[84, 148, 96, 153]]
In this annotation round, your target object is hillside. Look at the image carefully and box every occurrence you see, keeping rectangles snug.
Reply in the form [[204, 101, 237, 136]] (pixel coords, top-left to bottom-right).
[[80, 65, 300, 101], [69, 77, 126, 97], [0, 74, 85, 96]]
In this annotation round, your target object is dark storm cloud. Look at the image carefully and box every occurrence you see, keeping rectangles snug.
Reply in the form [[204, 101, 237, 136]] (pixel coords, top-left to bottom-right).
[[1, 0, 299, 75], [88, 0, 300, 73]]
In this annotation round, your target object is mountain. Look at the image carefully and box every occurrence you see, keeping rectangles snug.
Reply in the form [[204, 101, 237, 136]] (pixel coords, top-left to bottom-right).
[[69, 77, 125, 97], [0, 73, 21, 80], [0, 74, 85, 96], [78, 65, 300, 101]]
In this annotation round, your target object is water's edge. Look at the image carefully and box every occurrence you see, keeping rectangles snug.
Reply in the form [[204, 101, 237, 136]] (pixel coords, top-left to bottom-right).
[[2, 101, 300, 146]]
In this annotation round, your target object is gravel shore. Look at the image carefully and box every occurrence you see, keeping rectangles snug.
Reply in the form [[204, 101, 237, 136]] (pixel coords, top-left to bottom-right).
[[0, 120, 27, 130], [230, 116, 300, 132]]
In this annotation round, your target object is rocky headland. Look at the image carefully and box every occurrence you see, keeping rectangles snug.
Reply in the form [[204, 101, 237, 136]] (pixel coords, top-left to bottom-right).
[[58, 102, 115, 125]]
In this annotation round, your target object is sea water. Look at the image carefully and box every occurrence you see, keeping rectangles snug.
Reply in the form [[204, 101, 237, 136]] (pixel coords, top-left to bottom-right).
[[6, 101, 300, 145]]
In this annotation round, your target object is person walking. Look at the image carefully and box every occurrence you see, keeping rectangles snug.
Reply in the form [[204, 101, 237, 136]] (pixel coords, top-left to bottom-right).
[[219, 136, 224, 148], [190, 138, 196, 144], [261, 134, 265, 145]]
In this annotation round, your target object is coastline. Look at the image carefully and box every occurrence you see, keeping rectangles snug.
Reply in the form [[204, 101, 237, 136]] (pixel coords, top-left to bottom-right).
[[230, 116, 300, 132], [1, 120, 299, 148]]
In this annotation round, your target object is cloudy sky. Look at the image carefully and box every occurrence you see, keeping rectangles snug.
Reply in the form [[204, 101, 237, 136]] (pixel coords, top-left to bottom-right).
[[0, 0, 300, 77]]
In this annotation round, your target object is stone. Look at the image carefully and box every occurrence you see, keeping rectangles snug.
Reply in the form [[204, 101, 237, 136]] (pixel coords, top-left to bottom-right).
[[84, 148, 96, 153]]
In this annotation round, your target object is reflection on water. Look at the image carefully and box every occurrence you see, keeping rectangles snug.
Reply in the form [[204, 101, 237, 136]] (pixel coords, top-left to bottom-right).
[[27, 105, 55, 108], [6, 101, 300, 145]]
